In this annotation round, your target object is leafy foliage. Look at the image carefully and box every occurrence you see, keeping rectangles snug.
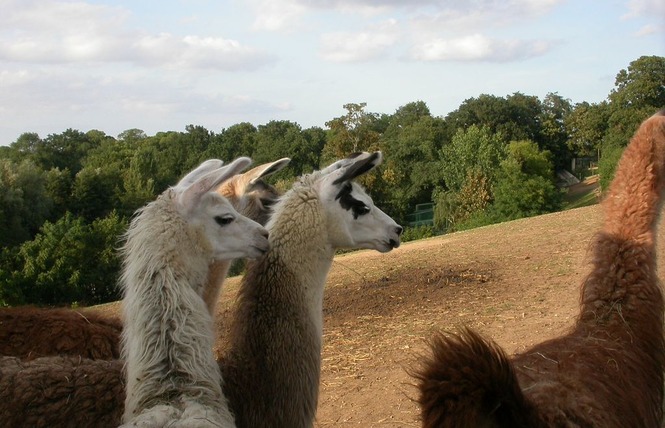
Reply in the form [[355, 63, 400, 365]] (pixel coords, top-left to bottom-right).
[[0, 212, 126, 306], [401, 225, 437, 242], [0, 159, 53, 247], [322, 103, 382, 164], [0, 55, 660, 306], [440, 124, 505, 193]]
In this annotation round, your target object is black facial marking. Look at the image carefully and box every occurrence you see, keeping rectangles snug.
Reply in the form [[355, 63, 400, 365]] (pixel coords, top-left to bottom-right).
[[335, 182, 370, 219], [332, 152, 380, 185]]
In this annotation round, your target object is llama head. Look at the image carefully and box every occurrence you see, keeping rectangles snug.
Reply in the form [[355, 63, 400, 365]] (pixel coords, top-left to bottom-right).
[[176, 157, 270, 260], [215, 157, 291, 226], [317, 151, 403, 253]]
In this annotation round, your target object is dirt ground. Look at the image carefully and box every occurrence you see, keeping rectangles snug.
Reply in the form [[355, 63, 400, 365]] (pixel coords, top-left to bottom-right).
[[97, 177, 665, 427], [214, 180, 612, 427]]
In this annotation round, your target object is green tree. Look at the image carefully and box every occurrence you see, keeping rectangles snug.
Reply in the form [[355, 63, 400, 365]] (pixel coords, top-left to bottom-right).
[[253, 120, 316, 177], [117, 128, 148, 144], [71, 167, 121, 222], [489, 140, 562, 221], [607, 56, 665, 144], [0, 159, 53, 246], [206, 122, 257, 161], [3, 212, 126, 306], [322, 103, 381, 164], [444, 93, 543, 144], [565, 101, 610, 157], [5, 132, 42, 163], [379, 101, 445, 220], [539, 92, 573, 170], [44, 167, 74, 220], [597, 143, 625, 191], [36, 129, 100, 174], [433, 125, 505, 231], [118, 162, 156, 217], [440, 125, 505, 193]]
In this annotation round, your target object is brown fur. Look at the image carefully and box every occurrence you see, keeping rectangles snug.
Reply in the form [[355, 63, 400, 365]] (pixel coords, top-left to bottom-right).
[[219, 152, 402, 428], [0, 306, 121, 360], [414, 110, 665, 428], [203, 159, 286, 315], [0, 356, 124, 427]]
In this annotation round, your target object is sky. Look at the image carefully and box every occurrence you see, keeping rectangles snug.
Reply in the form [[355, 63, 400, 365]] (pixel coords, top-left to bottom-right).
[[0, 0, 663, 146]]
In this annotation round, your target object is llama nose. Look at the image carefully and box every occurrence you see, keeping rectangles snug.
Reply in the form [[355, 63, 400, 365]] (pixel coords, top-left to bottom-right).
[[395, 225, 403, 236]]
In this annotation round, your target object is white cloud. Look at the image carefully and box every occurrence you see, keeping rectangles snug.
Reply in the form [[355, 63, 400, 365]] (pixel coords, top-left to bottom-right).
[[409, 0, 565, 32], [635, 24, 660, 36], [622, 0, 665, 19], [0, 64, 291, 141], [249, 0, 308, 31], [411, 34, 554, 62], [0, 0, 275, 71], [249, 0, 565, 32], [319, 19, 399, 62]]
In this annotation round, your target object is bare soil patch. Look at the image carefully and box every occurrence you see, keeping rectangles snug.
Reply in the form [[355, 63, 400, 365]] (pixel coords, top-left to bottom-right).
[[94, 203, 665, 427]]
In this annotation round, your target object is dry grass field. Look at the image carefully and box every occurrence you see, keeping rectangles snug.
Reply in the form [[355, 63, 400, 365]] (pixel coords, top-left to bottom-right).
[[94, 177, 665, 427]]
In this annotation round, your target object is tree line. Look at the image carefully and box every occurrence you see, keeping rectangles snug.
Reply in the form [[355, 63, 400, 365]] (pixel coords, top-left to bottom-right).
[[1, 55, 663, 307]]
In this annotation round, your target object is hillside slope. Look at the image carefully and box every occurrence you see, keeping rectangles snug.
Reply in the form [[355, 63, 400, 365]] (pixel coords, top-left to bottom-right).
[[95, 203, 665, 426]]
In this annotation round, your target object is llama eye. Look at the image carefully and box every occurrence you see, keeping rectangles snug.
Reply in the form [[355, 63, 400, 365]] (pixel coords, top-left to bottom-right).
[[214, 215, 234, 226], [353, 201, 370, 218]]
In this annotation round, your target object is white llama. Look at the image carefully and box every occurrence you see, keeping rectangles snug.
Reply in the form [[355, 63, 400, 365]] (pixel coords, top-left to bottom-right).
[[220, 151, 403, 428], [121, 157, 269, 427], [0, 157, 288, 428]]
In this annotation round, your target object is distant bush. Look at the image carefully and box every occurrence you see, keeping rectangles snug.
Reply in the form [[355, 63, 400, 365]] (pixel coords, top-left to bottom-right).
[[401, 225, 437, 242], [598, 144, 625, 192]]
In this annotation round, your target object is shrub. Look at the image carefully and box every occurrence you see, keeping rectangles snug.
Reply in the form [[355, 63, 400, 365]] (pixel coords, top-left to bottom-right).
[[401, 225, 437, 242]]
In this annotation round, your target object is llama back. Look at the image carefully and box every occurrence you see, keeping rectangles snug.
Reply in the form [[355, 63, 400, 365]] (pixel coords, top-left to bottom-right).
[[415, 328, 542, 428], [0, 306, 121, 360], [415, 111, 665, 428], [0, 355, 124, 427]]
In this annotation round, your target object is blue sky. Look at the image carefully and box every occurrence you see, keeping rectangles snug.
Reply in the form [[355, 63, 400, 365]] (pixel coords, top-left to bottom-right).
[[0, 0, 663, 146]]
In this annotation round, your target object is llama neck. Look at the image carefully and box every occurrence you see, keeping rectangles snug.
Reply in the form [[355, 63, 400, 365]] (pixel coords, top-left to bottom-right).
[[224, 187, 334, 427], [203, 260, 232, 315], [263, 193, 334, 337], [121, 194, 227, 422], [579, 117, 665, 339], [122, 195, 211, 296]]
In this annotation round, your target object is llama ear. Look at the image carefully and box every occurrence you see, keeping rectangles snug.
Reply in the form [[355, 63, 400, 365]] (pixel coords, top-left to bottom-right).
[[331, 151, 383, 185], [319, 153, 367, 176], [176, 159, 224, 190], [215, 157, 290, 196], [178, 157, 252, 210], [247, 157, 291, 185]]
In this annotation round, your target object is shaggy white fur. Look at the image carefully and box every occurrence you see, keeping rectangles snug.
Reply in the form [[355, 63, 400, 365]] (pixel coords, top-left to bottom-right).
[[121, 157, 269, 428], [221, 151, 403, 428], [0, 158, 287, 428]]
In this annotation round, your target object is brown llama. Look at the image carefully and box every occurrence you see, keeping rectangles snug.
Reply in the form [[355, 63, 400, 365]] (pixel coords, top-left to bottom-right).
[[414, 110, 665, 427], [0, 158, 289, 362], [220, 152, 403, 428], [0, 306, 122, 360]]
